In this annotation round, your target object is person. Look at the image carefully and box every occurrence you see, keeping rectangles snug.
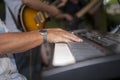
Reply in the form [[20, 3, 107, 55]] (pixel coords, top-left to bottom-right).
[[0, 18, 83, 80], [56, 0, 85, 30], [3, 0, 74, 79], [57, 0, 101, 31], [57, 0, 68, 8], [4, 0, 73, 32], [58, 0, 85, 15]]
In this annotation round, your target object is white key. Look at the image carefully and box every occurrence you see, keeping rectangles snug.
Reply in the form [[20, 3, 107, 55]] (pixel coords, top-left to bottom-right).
[[52, 43, 75, 66]]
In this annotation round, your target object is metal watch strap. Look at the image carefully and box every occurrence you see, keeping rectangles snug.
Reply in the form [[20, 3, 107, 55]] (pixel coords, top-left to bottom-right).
[[39, 29, 51, 66], [39, 29, 47, 43]]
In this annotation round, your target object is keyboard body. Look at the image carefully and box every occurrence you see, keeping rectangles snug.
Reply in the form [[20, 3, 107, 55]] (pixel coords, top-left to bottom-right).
[[43, 29, 120, 80]]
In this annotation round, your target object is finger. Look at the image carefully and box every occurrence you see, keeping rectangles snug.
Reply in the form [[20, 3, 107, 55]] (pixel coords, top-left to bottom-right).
[[63, 32, 83, 42], [60, 38, 72, 43]]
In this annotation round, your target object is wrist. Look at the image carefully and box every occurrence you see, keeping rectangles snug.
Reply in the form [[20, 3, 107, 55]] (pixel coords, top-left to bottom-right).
[[50, 6, 62, 17], [39, 29, 48, 43]]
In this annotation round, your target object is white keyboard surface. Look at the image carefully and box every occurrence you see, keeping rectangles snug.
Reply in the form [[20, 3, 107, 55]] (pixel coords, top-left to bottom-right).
[[52, 43, 75, 66]]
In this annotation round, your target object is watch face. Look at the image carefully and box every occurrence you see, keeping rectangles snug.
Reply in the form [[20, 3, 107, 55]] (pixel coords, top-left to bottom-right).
[[39, 29, 47, 35], [39, 29, 47, 43]]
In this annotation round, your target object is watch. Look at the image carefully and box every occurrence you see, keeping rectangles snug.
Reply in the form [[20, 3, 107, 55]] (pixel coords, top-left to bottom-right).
[[39, 29, 47, 43], [39, 29, 51, 66]]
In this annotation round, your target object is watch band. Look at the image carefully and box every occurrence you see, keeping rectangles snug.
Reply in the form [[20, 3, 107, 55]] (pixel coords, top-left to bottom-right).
[[39, 29, 51, 66], [39, 29, 47, 43]]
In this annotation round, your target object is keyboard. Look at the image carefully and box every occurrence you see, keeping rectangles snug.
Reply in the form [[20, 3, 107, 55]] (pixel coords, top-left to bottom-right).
[[67, 38, 110, 62], [52, 29, 119, 66]]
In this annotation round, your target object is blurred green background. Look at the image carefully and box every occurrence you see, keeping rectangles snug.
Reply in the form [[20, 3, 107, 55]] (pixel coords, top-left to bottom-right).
[[47, 0, 120, 32], [103, 0, 120, 30], [0, 0, 120, 32], [0, 0, 5, 20]]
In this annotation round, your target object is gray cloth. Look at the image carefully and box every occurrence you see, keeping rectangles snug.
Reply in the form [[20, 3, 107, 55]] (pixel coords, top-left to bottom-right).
[[3, 0, 42, 79], [0, 19, 27, 80], [4, 0, 22, 32]]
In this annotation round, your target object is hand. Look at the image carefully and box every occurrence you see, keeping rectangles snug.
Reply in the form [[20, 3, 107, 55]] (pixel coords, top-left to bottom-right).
[[57, 0, 68, 8], [47, 5, 73, 21], [46, 28, 83, 43], [55, 13, 73, 21], [63, 13, 73, 21], [64, 16, 82, 30]]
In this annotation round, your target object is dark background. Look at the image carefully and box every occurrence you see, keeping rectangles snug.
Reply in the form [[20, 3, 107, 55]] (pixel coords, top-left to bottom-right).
[[0, 0, 5, 20]]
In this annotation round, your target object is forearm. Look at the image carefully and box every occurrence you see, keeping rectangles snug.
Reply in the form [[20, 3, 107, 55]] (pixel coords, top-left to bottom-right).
[[88, 0, 102, 14], [76, 0, 100, 18], [22, 0, 61, 17], [0, 31, 42, 54], [0, 28, 82, 54]]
